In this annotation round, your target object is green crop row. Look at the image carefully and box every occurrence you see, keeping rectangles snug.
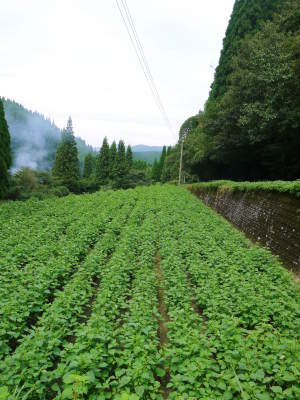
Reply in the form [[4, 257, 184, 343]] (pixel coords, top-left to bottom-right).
[[0, 193, 111, 275], [156, 186, 299, 399], [0, 191, 130, 357], [0, 193, 137, 399], [0, 185, 298, 399], [47, 192, 154, 399]]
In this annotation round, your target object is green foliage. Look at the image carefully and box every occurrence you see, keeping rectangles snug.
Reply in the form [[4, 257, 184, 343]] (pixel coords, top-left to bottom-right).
[[52, 118, 80, 191], [83, 153, 96, 178], [173, 0, 300, 181], [132, 159, 148, 171], [75, 137, 97, 174], [209, 0, 282, 100], [179, 115, 200, 139], [96, 137, 110, 184], [161, 145, 179, 182], [151, 158, 160, 182], [188, 180, 300, 197], [0, 186, 298, 398], [12, 167, 38, 193], [157, 146, 167, 182], [0, 98, 11, 199], [113, 140, 127, 188], [126, 145, 133, 170], [151, 147, 168, 182], [109, 141, 118, 181]]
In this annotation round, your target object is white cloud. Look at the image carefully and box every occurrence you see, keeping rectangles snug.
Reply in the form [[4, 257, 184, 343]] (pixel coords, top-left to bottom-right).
[[0, 0, 234, 147]]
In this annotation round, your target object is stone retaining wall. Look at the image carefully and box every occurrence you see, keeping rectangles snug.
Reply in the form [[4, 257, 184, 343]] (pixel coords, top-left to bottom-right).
[[189, 187, 300, 273]]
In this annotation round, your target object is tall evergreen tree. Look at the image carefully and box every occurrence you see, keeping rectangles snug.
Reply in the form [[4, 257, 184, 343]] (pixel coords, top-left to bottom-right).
[[96, 137, 110, 183], [109, 141, 118, 180], [157, 145, 167, 181], [52, 117, 79, 191], [161, 146, 172, 182], [151, 158, 160, 182], [114, 140, 127, 187], [83, 153, 95, 178], [0, 98, 11, 199], [117, 140, 126, 173], [126, 145, 133, 170]]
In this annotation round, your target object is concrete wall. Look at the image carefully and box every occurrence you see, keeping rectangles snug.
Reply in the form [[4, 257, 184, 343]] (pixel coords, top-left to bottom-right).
[[189, 187, 300, 273]]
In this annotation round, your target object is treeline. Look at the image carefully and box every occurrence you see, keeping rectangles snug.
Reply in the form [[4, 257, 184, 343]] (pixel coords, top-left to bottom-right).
[[1, 113, 155, 200], [164, 0, 300, 181], [52, 118, 151, 193]]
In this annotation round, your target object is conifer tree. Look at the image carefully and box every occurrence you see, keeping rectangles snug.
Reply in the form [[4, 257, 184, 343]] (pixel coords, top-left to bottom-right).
[[0, 98, 12, 199], [109, 141, 118, 180], [114, 140, 127, 187], [151, 158, 160, 182], [83, 153, 95, 178], [126, 145, 133, 171], [52, 117, 79, 191], [117, 140, 126, 173], [96, 137, 110, 183], [161, 146, 171, 182], [157, 145, 167, 181]]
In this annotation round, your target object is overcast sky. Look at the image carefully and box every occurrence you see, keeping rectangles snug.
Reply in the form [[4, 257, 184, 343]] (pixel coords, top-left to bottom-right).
[[0, 0, 234, 147]]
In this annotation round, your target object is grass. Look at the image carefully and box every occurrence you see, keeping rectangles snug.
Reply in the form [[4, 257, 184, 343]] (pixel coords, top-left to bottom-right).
[[187, 180, 300, 197]]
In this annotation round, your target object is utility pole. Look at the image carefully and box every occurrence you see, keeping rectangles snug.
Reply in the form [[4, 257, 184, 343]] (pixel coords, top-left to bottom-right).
[[178, 128, 187, 185]]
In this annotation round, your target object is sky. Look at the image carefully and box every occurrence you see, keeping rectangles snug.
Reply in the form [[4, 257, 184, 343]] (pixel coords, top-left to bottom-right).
[[0, 0, 234, 147]]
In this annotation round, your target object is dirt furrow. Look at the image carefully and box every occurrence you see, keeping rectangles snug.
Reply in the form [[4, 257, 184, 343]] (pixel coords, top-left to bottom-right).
[[155, 253, 171, 399]]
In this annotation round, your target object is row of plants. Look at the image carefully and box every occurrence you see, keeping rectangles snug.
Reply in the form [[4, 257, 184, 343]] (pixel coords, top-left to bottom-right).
[[0, 185, 298, 399], [0, 193, 138, 399], [157, 186, 299, 399], [48, 192, 154, 399], [155, 190, 209, 399], [109, 209, 161, 398], [187, 180, 300, 197], [0, 191, 129, 357], [0, 195, 79, 276]]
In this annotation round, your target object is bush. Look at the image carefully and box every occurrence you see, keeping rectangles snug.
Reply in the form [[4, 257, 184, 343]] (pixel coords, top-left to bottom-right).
[[79, 178, 99, 193], [51, 186, 70, 197]]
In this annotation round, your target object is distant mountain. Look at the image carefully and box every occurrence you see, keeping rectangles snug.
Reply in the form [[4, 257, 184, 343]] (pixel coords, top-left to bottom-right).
[[132, 145, 163, 152], [133, 151, 162, 164], [2, 98, 96, 172]]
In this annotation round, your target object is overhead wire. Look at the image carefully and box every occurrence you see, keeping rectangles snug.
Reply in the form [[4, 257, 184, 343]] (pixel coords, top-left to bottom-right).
[[115, 0, 176, 139], [120, 0, 174, 135]]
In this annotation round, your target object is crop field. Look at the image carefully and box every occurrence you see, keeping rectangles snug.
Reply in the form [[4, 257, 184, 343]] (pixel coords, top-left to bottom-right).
[[0, 186, 299, 400]]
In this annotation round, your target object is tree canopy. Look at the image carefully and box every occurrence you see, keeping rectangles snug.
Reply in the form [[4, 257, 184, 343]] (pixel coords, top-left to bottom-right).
[[0, 98, 11, 198], [83, 153, 96, 178], [52, 117, 80, 191], [164, 0, 300, 182]]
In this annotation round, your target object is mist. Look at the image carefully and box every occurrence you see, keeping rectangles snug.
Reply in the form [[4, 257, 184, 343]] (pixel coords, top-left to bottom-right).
[[3, 99, 61, 173]]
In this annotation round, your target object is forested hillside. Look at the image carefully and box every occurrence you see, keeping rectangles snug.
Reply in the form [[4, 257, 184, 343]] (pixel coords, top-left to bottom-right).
[[2, 99, 161, 172], [2, 99, 96, 172], [164, 0, 300, 181]]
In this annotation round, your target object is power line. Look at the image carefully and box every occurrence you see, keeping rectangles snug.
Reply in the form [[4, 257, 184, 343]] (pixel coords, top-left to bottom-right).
[[120, 0, 173, 134], [115, 0, 176, 139], [116, 0, 173, 135]]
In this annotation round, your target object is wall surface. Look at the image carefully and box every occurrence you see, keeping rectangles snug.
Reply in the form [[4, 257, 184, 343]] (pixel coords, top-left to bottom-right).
[[189, 187, 300, 274]]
